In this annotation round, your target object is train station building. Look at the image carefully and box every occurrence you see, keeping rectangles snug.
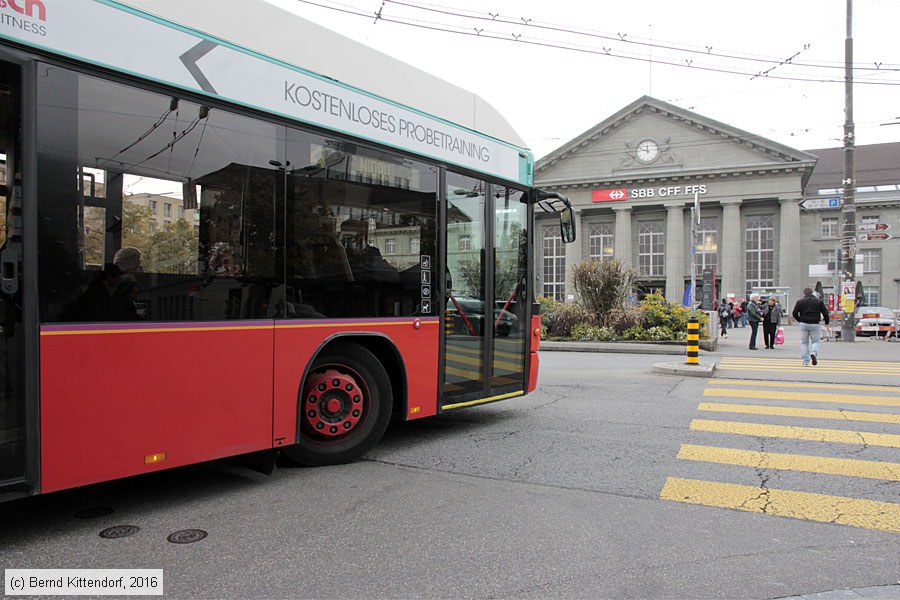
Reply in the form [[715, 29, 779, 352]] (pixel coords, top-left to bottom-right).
[[534, 96, 900, 312]]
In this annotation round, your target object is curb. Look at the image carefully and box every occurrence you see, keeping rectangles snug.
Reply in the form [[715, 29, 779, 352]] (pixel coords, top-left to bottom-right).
[[651, 361, 717, 377], [540, 341, 716, 356]]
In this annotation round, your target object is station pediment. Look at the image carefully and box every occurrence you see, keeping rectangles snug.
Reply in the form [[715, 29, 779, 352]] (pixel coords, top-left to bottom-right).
[[535, 95, 817, 185]]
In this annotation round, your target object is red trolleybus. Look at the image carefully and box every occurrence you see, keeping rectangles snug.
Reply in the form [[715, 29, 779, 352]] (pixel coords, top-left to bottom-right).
[[0, 0, 574, 501]]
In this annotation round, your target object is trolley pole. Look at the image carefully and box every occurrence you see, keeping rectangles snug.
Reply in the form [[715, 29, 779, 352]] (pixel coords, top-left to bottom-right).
[[686, 192, 700, 365], [840, 0, 857, 342]]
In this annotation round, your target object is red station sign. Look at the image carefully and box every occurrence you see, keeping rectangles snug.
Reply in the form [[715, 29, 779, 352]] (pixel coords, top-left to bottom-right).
[[592, 188, 628, 202]]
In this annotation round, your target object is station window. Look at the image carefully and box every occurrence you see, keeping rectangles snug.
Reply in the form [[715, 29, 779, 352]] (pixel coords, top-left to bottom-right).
[[745, 215, 775, 289], [542, 225, 565, 301], [588, 223, 614, 263], [820, 217, 838, 238], [638, 221, 664, 277]]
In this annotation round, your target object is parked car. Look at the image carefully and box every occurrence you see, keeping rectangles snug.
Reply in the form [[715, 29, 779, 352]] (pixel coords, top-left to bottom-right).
[[446, 296, 519, 337], [854, 306, 897, 339]]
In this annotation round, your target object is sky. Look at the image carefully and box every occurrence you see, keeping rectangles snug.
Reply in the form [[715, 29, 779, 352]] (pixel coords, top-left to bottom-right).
[[265, 0, 900, 160]]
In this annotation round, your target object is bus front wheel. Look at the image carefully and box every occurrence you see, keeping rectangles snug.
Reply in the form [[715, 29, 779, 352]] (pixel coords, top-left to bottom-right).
[[282, 343, 392, 467]]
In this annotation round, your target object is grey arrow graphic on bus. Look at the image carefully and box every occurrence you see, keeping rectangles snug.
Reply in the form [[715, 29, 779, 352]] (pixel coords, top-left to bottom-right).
[[180, 40, 219, 95]]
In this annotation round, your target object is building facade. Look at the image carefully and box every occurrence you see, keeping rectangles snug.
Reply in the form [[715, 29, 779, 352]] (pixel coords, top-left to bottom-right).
[[534, 96, 900, 312]]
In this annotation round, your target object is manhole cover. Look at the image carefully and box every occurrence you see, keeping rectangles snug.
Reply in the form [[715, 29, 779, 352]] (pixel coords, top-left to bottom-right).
[[99, 525, 140, 539], [167, 529, 208, 544], [75, 506, 114, 519]]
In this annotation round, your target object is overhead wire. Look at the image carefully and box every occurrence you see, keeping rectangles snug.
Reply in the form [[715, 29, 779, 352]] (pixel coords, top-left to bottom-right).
[[383, 0, 900, 72], [293, 0, 900, 85]]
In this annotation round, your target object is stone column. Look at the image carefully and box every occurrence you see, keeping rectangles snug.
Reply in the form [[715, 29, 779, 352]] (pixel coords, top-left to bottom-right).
[[665, 202, 685, 304], [779, 197, 802, 299], [613, 205, 633, 268], [720, 199, 743, 299]]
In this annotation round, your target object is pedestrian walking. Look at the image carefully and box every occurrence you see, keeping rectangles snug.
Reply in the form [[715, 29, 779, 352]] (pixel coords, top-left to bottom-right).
[[762, 296, 783, 349], [739, 298, 749, 327], [746, 293, 762, 350], [717, 299, 731, 339], [791, 287, 830, 366]]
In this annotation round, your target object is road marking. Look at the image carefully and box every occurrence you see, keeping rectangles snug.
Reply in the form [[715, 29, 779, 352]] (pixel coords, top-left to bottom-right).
[[717, 357, 900, 376], [721, 357, 900, 367], [660, 477, 900, 533], [704, 387, 900, 408], [691, 419, 900, 448], [713, 379, 900, 394], [677, 444, 900, 481], [698, 402, 900, 424]]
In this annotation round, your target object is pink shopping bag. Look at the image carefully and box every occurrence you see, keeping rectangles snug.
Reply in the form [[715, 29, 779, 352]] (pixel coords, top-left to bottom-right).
[[775, 327, 785, 345]]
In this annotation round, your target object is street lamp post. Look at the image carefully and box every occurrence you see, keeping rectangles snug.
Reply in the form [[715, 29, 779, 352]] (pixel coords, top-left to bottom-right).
[[686, 192, 700, 366], [840, 0, 857, 342]]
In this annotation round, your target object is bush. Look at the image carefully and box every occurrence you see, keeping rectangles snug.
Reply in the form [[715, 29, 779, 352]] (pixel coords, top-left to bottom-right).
[[547, 303, 591, 338], [622, 325, 648, 341], [571, 323, 599, 341], [538, 294, 594, 338], [570, 259, 640, 327], [594, 326, 618, 341], [570, 323, 619, 341], [639, 290, 708, 339]]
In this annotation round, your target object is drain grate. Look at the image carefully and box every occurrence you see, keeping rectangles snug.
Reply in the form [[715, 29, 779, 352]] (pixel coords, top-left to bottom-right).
[[75, 507, 114, 519], [167, 529, 208, 544], [99, 525, 140, 539]]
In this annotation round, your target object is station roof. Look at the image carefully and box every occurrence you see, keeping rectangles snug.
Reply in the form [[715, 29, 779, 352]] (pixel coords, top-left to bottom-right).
[[804, 143, 900, 191]]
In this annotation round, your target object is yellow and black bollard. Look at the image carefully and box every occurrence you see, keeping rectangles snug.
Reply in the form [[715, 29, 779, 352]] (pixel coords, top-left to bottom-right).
[[686, 317, 700, 365], [444, 309, 453, 337]]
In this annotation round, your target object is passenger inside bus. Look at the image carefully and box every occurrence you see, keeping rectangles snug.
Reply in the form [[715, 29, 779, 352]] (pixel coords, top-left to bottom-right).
[[60, 263, 122, 322], [340, 219, 399, 283], [112, 246, 143, 275], [208, 242, 241, 277], [110, 279, 141, 321]]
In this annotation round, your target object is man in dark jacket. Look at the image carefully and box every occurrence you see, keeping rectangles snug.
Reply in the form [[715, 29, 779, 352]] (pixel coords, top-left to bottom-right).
[[791, 287, 830, 366]]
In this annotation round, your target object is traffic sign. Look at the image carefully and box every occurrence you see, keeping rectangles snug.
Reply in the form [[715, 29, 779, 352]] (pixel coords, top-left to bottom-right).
[[800, 197, 841, 210], [857, 232, 893, 241], [858, 223, 891, 232]]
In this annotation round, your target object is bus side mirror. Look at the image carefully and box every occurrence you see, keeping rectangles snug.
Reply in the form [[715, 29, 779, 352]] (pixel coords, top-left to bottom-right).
[[559, 206, 576, 243]]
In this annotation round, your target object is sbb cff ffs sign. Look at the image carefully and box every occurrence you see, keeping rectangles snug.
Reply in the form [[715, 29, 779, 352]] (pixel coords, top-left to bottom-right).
[[592, 185, 708, 203]]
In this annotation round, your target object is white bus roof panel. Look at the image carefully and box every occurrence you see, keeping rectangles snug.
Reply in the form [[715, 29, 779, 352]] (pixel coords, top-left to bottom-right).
[[0, 0, 529, 184], [121, 0, 527, 150]]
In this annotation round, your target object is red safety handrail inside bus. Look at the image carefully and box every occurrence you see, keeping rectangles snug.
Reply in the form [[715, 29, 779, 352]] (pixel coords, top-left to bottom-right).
[[449, 294, 478, 336], [494, 286, 517, 330]]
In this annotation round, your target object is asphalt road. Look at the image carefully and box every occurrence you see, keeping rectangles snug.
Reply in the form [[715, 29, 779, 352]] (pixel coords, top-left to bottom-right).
[[1, 350, 898, 599]]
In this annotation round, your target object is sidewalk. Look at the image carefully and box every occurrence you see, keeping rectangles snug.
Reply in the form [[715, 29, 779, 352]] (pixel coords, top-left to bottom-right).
[[540, 322, 900, 377]]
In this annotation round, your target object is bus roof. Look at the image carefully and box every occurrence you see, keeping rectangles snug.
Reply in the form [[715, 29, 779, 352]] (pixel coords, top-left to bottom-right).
[[0, 0, 531, 184], [120, 0, 527, 150]]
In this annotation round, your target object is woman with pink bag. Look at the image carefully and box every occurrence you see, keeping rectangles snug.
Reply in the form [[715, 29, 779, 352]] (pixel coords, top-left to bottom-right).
[[762, 297, 783, 349]]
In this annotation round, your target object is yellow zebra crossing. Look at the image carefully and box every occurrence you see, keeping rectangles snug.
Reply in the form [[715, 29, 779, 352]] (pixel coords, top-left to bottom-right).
[[660, 379, 900, 533], [717, 356, 900, 376]]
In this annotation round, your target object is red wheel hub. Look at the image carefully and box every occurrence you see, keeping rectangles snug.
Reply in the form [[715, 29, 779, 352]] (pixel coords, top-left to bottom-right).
[[303, 368, 365, 438]]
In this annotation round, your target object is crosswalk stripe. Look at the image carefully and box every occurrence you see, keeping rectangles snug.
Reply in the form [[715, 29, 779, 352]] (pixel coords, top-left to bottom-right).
[[704, 387, 900, 408], [660, 477, 900, 533], [721, 357, 900, 367], [677, 444, 900, 481], [698, 402, 900, 424], [713, 379, 900, 394], [690, 419, 900, 448], [717, 366, 900, 376], [718, 364, 900, 371]]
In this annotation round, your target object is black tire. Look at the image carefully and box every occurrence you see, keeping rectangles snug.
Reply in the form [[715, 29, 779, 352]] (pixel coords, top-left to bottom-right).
[[282, 343, 392, 467]]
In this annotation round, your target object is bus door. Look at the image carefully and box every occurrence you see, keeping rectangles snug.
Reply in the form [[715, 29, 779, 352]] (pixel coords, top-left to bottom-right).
[[0, 60, 27, 496], [441, 174, 528, 408]]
